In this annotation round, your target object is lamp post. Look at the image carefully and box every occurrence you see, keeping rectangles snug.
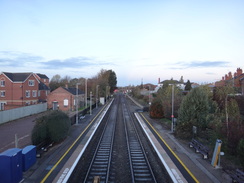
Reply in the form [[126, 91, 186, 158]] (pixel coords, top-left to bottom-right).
[[96, 85, 99, 108], [90, 91, 92, 115], [76, 83, 80, 125], [148, 85, 151, 106], [169, 84, 174, 132], [85, 78, 87, 108]]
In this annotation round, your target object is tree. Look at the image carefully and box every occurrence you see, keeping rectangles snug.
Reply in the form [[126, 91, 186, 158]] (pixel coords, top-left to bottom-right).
[[185, 80, 192, 91], [93, 69, 117, 96], [69, 78, 79, 87], [107, 70, 117, 93], [49, 74, 62, 91], [60, 75, 71, 86], [176, 86, 217, 138], [150, 98, 164, 118], [157, 84, 182, 119]]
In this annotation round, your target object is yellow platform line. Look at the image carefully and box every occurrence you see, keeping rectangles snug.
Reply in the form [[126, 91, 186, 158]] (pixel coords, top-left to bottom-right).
[[41, 106, 106, 183], [141, 113, 199, 183]]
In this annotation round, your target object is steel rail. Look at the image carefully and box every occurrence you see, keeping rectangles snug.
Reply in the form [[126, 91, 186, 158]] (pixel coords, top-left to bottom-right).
[[83, 97, 118, 183], [122, 97, 157, 183]]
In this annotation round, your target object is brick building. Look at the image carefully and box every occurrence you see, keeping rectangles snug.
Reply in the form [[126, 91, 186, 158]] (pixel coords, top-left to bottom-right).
[[0, 72, 50, 110], [47, 86, 84, 111], [215, 68, 244, 94]]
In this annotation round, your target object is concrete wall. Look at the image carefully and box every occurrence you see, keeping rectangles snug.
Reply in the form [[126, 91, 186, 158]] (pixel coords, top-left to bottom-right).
[[0, 103, 47, 124]]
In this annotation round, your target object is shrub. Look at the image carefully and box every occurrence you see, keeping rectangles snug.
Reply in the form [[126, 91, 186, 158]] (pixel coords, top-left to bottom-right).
[[149, 100, 164, 118], [32, 110, 71, 145], [46, 110, 71, 142]]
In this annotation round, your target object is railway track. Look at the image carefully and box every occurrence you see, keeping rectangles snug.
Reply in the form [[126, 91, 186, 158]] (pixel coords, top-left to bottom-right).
[[67, 94, 171, 183], [82, 96, 118, 183], [122, 96, 157, 183]]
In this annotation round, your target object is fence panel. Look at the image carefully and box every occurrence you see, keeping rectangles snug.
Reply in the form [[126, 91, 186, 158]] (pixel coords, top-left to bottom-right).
[[0, 103, 47, 124]]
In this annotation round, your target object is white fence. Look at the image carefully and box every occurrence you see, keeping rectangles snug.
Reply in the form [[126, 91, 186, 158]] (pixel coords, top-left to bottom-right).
[[0, 103, 47, 124]]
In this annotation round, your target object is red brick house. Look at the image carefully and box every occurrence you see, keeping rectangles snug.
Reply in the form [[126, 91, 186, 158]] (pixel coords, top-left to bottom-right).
[[47, 86, 85, 111], [215, 68, 244, 94], [0, 72, 50, 110]]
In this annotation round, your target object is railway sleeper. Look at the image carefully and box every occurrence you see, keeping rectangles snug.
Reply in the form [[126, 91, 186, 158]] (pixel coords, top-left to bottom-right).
[[134, 169, 151, 173], [93, 161, 109, 165]]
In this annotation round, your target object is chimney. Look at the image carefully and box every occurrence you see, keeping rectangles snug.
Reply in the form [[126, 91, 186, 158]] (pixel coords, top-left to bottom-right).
[[158, 78, 160, 84], [228, 72, 232, 79], [65, 83, 68, 89], [237, 68, 243, 76]]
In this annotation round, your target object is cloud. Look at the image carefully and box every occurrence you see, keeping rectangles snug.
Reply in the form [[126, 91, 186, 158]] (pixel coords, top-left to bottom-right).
[[205, 72, 216, 75], [170, 61, 230, 69], [40, 57, 115, 69], [0, 51, 115, 71], [0, 51, 44, 67]]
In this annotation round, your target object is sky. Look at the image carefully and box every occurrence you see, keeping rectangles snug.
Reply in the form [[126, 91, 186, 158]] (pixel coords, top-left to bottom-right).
[[0, 0, 243, 86]]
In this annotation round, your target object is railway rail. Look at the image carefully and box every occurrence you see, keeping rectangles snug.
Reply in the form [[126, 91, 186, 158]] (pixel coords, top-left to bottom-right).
[[67, 94, 172, 183], [82, 96, 117, 182], [122, 96, 157, 183]]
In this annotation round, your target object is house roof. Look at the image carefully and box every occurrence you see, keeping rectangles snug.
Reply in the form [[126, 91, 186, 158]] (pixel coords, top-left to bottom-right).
[[62, 87, 84, 95], [39, 81, 50, 90], [3, 72, 32, 82], [2, 72, 50, 91], [36, 73, 49, 79]]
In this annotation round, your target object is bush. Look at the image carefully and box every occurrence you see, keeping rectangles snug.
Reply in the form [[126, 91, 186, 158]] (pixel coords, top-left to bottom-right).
[[31, 110, 71, 145], [149, 101, 164, 118]]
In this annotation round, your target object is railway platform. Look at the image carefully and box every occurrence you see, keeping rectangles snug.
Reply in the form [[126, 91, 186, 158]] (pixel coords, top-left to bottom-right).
[[1, 97, 232, 183], [140, 113, 232, 183]]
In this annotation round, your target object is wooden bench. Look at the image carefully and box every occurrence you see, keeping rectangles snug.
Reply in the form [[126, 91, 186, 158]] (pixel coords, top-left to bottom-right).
[[189, 138, 209, 159], [227, 169, 244, 183]]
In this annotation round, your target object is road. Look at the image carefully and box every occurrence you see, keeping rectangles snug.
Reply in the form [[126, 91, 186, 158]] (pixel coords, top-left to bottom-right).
[[0, 114, 43, 153]]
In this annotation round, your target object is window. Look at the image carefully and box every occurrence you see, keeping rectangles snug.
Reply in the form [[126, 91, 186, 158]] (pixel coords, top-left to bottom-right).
[[26, 90, 30, 98], [0, 91, 5, 97], [0, 80, 5, 87], [32, 90, 37, 97], [64, 99, 68, 106], [28, 80, 35, 86]]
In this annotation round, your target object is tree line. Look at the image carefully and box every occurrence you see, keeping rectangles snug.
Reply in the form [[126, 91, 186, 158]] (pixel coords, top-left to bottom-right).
[[49, 69, 117, 97]]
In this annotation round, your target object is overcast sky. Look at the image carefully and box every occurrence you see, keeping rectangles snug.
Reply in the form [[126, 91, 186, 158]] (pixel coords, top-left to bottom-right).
[[0, 0, 243, 86]]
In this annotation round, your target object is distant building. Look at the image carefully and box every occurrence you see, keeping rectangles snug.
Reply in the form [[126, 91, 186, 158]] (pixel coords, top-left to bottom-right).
[[0, 72, 50, 110], [47, 85, 85, 111], [215, 68, 244, 94], [154, 78, 186, 92]]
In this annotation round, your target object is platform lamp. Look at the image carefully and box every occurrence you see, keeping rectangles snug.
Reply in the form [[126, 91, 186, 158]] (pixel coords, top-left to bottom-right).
[[76, 83, 80, 125]]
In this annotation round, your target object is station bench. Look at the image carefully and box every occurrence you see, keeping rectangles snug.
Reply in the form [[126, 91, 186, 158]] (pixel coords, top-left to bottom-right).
[[227, 169, 244, 183], [189, 138, 209, 159]]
